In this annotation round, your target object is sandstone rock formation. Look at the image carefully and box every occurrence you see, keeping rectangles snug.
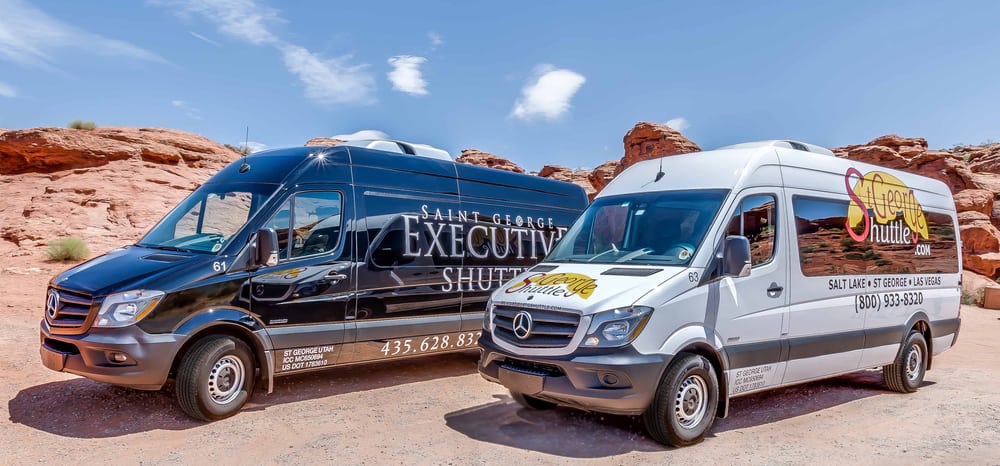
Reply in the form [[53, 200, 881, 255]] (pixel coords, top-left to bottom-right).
[[0, 127, 238, 259], [616, 122, 701, 176], [0, 127, 238, 175], [304, 137, 345, 147], [537, 165, 596, 198], [834, 134, 973, 192], [455, 149, 525, 173]]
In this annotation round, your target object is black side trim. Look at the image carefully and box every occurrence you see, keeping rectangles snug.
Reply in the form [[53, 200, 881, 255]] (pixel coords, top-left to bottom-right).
[[600, 268, 662, 277], [788, 329, 866, 361], [726, 340, 785, 369], [864, 325, 905, 348], [931, 318, 960, 336]]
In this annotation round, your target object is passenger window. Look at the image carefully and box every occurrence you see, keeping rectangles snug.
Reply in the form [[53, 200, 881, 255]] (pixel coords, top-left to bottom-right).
[[262, 192, 343, 261], [726, 195, 777, 266]]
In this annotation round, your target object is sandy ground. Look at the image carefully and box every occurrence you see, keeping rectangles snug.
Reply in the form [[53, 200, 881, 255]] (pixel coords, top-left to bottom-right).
[[2, 263, 999, 465]]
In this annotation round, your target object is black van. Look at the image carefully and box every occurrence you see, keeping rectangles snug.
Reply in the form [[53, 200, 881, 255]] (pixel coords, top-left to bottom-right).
[[39, 141, 587, 420]]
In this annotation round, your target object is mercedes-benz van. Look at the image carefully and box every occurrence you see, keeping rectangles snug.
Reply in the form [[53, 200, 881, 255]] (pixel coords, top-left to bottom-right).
[[40, 140, 587, 420], [477, 140, 961, 446]]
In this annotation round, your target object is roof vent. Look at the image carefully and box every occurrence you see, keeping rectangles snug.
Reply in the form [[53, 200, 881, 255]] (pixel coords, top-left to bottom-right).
[[718, 140, 834, 156], [341, 139, 451, 161]]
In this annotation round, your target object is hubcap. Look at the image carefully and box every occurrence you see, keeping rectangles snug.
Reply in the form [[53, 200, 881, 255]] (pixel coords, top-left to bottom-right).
[[673, 374, 708, 429], [208, 355, 245, 404], [905, 344, 923, 383]]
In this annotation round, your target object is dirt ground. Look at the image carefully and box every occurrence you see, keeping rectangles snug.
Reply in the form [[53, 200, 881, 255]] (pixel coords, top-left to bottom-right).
[[2, 263, 999, 465]]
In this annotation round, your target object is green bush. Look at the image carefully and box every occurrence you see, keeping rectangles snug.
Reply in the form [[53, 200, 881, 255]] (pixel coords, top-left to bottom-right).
[[961, 288, 984, 307], [68, 120, 96, 130], [46, 237, 90, 261]]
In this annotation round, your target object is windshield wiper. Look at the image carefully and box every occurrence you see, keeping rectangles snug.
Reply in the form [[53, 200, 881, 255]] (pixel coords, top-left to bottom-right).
[[137, 243, 194, 253]]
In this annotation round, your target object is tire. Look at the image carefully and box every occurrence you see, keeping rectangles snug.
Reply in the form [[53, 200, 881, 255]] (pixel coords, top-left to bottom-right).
[[883, 330, 927, 393], [176, 336, 256, 421], [642, 353, 719, 447], [510, 391, 556, 410]]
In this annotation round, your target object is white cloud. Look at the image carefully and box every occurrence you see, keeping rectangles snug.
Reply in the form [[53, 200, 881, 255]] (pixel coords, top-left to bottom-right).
[[171, 99, 202, 119], [0, 0, 165, 69], [331, 130, 389, 141], [665, 117, 690, 132], [428, 31, 443, 47], [0, 81, 15, 97], [159, 0, 375, 105], [282, 45, 375, 105], [189, 31, 222, 47], [511, 65, 586, 121], [387, 55, 428, 96], [159, 0, 280, 45]]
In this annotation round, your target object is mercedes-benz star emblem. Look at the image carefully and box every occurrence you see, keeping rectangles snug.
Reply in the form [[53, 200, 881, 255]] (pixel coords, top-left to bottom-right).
[[254, 284, 265, 297], [512, 311, 533, 340], [46, 290, 60, 319]]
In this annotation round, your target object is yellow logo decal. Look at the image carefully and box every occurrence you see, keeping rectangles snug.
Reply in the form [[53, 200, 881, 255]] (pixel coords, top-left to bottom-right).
[[845, 168, 928, 243], [505, 272, 598, 299]]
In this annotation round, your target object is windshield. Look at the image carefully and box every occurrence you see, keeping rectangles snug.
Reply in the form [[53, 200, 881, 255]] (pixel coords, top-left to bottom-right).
[[138, 182, 278, 254], [547, 189, 728, 265]]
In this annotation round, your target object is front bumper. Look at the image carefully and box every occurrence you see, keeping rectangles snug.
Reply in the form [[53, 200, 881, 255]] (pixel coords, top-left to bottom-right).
[[478, 332, 669, 416], [39, 319, 185, 390]]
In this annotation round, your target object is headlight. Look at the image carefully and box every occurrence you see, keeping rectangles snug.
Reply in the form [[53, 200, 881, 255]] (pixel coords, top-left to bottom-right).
[[94, 290, 164, 328], [581, 306, 653, 348]]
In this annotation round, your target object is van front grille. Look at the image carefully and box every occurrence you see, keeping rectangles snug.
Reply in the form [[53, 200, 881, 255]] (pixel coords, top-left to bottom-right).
[[493, 305, 579, 348], [46, 287, 94, 333]]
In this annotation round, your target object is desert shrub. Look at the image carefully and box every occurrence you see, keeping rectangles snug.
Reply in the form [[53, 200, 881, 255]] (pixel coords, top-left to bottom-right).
[[46, 237, 90, 261], [68, 120, 96, 130], [961, 288, 984, 307]]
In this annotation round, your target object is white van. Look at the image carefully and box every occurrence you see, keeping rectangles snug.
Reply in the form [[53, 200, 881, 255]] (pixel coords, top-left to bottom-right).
[[477, 140, 962, 446]]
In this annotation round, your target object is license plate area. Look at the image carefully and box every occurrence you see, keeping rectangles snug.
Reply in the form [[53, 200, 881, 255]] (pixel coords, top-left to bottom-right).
[[499, 366, 544, 395], [40, 346, 68, 371]]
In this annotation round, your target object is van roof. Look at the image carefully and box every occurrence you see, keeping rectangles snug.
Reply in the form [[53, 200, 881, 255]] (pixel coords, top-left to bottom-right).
[[599, 142, 956, 211]]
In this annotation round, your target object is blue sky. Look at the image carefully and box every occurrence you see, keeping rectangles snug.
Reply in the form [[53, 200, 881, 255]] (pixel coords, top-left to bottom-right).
[[1, 1, 998, 171]]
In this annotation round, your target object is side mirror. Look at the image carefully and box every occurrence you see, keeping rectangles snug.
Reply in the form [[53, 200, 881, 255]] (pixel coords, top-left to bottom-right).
[[721, 235, 751, 278], [255, 228, 279, 267]]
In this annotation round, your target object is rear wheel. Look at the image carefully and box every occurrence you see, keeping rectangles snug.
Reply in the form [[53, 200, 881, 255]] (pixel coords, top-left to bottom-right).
[[643, 353, 718, 447], [510, 391, 556, 410], [883, 330, 927, 393], [177, 335, 256, 421]]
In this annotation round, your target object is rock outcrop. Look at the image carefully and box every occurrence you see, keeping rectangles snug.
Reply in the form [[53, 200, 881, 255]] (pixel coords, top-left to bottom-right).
[[455, 149, 525, 173], [304, 137, 345, 147], [0, 127, 238, 258], [0, 127, 238, 175], [616, 122, 701, 175], [537, 165, 596, 198], [834, 134, 973, 192]]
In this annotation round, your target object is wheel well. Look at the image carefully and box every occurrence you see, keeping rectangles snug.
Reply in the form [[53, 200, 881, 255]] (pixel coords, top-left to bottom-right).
[[913, 320, 933, 370], [169, 324, 265, 382], [677, 342, 728, 418]]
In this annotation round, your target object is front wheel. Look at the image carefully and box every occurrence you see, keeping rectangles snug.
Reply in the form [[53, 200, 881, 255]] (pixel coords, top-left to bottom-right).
[[883, 330, 927, 393], [176, 335, 256, 421], [643, 353, 719, 447]]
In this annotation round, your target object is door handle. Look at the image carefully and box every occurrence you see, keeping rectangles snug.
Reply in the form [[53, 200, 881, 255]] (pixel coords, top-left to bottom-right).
[[766, 282, 783, 298], [326, 273, 348, 281]]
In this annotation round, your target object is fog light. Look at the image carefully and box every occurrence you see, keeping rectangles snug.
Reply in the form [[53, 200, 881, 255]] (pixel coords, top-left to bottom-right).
[[584, 336, 600, 346], [602, 373, 619, 385], [109, 352, 128, 363]]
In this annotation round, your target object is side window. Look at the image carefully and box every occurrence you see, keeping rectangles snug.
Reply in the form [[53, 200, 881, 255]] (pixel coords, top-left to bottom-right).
[[727, 195, 777, 266], [262, 192, 343, 261]]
